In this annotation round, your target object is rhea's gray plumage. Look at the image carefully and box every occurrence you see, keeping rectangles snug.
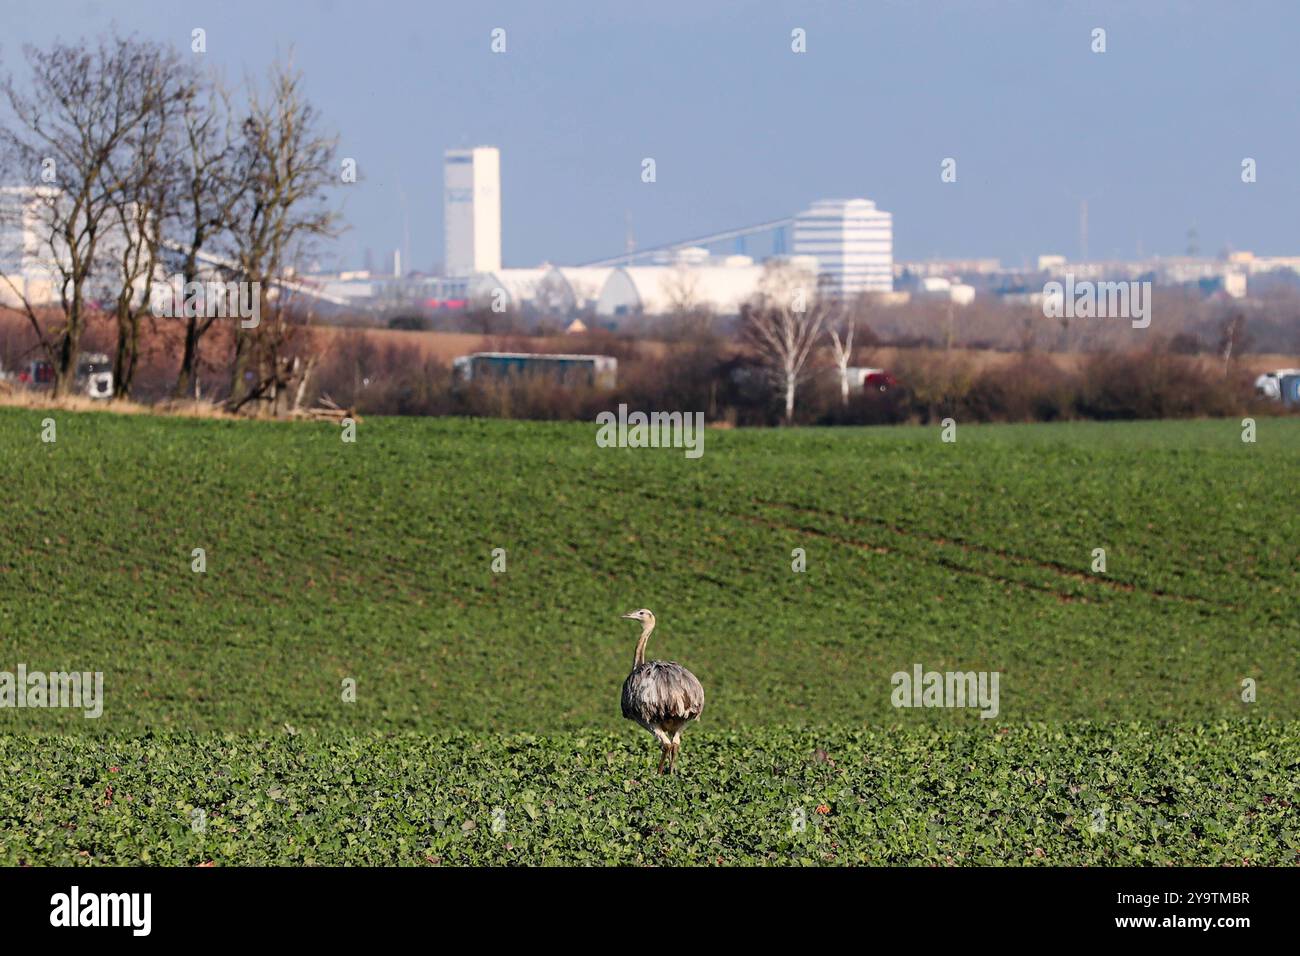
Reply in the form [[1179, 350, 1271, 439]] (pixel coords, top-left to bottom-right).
[[619, 608, 704, 775]]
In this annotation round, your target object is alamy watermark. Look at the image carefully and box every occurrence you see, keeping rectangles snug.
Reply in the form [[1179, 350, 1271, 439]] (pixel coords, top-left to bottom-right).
[[595, 404, 704, 459], [1042, 274, 1151, 329], [50, 886, 150, 936], [891, 663, 1000, 718], [150, 275, 260, 328], [0, 664, 103, 718]]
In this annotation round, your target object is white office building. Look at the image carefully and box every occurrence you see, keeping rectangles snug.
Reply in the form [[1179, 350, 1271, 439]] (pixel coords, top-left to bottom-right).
[[443, 146, 501, 277], [793, 198, 893, 297]]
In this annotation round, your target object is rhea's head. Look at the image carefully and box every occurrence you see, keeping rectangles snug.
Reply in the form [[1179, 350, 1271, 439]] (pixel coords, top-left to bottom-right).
[[621, 608, 655, 627]]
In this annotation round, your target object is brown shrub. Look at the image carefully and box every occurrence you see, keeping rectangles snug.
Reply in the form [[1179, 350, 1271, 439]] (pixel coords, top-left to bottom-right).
[[963, 354, 1080, 422], [1074, 350, 1250, 419]]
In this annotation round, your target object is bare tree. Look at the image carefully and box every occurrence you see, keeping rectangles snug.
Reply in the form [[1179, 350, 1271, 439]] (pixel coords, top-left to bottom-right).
[[224, 60, 340, 413], [533, 273, 572, 318], [0, 35, 172, 396], [740, 260, 826, 423], [1016, 304, 1039, 353], [825, 305, 854, 406], [102, 46, 194, 397], [661, 263, 715, 341], [172, 74, 241, 400], [826, 294, 875, 406], [461, 302, 524, 336], [104, 172, 160, 399], [662, 263, 701, 314], [1218, 312, 1249, 376]]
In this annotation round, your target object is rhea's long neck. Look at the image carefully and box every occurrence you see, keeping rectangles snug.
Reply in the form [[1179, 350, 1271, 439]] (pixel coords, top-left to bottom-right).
[[634, 621, 654, 667]]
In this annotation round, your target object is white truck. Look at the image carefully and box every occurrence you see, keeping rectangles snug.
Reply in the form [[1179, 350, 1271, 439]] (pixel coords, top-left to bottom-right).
[[1254, 368, 1300, 405]]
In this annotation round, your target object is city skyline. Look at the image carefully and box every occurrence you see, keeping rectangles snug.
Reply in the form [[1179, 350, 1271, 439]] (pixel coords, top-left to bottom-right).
[[3, 0, 1298, 273]]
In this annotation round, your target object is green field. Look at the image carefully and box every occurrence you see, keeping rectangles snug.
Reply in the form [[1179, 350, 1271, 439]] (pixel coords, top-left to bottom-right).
[[0, 409, 1297, 864], [3, 724, 1297, 866]]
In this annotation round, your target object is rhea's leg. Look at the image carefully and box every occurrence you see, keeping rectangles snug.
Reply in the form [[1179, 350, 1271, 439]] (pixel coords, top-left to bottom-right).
[[653, 727, 671, 774]]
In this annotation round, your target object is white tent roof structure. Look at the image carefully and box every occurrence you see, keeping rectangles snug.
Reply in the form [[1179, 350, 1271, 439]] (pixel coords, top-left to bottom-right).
[[595, 265, 762, 316], [594, 258, 818, 317], [545, 267, 614, 311], [466, 268, 551, 309], [462, 257, 820, 319]]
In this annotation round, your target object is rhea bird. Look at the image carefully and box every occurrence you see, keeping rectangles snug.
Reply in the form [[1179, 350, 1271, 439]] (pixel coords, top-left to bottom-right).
[[619, 609, 705, 774]]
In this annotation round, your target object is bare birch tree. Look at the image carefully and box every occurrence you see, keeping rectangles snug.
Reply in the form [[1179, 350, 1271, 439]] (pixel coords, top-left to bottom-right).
[[825, 294, 874, 406], [740, 260, 826, 423], [1218, 312, 1249, 377]]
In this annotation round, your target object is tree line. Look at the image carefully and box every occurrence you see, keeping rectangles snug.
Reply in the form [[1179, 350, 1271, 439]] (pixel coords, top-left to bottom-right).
[[0, 32, 339, 407]]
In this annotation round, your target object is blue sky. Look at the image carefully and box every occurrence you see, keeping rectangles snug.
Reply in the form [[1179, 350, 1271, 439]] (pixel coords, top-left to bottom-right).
[[4, 0, 1298, 272]]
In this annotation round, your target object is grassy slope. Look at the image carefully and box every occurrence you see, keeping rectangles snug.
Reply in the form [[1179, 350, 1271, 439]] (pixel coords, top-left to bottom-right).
[[0, 411, 1295, 731]]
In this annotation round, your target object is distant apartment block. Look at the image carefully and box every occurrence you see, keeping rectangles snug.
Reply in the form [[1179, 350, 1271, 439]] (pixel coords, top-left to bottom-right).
[[793, 198, 893, 297], [444, 146, 501, 277], [0, 185, 70, 305], [897, 258, 1002, 279]]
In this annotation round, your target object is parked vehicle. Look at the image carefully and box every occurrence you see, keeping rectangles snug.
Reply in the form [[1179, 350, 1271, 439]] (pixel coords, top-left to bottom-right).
[[23, 353, 114, 399], [846, 367, 899, 393], [1254, 368, 1300, 405], [1277, 373, 1300, 407]]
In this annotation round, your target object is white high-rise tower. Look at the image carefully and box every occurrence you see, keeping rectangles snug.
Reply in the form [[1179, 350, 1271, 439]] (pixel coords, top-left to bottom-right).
[[792, 198, 893, 297], [443, 146, 501, 277]]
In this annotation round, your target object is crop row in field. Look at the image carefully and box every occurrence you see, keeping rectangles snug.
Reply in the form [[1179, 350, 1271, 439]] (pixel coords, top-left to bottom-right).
[[1, 722, 1295, 866]]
